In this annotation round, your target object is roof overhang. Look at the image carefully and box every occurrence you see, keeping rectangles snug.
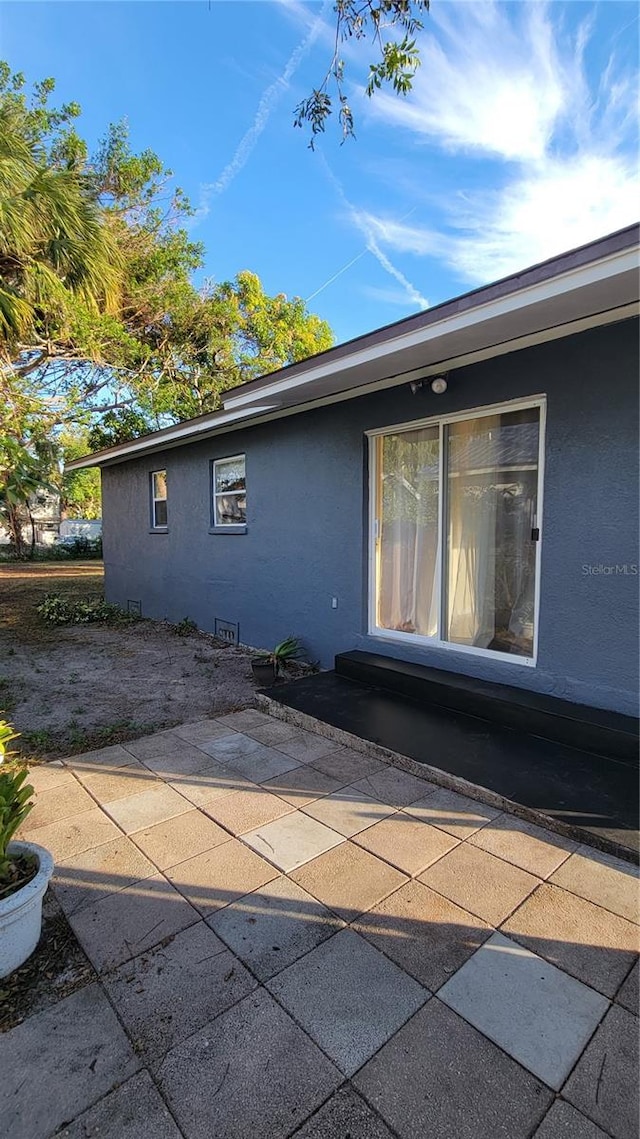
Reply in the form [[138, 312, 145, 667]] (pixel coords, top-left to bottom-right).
[[67, 225, 639, 471]]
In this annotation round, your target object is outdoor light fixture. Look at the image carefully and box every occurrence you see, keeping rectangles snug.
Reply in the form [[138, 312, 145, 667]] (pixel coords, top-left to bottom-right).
[[409, 379, 425, 395], [431, 376, 448, 395]]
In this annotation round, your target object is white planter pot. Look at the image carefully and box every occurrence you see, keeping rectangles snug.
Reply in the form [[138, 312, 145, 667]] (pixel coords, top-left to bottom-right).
[[0, 840, 54, 978]]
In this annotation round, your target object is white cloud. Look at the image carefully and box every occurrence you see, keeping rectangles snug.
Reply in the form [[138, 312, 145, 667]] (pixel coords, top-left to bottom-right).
[[359, 1, 638, 284]]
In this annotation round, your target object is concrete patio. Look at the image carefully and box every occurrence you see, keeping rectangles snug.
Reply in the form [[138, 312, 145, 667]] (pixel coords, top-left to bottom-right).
[[3, 709, 639, 1139]]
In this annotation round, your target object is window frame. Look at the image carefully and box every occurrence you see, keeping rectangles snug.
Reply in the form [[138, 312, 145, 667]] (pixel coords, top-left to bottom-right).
[[366, 394, 546, 667], [211, 454, 247, 532], [150, 469, 168, 531]]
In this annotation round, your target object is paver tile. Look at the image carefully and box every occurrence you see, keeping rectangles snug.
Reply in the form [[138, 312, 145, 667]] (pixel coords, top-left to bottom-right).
[[550, 845, 639, 923], [69, 873, 199, 972], [291, 841, 407, 922], [104, 784, 190, 834], [103, 921, 256, 1061], [261, 763, 348, 806], [203, 733, 300, 781], [26, 761, 74, 795], [404, 786, 501, 838], [131, 809, 229, 870], [469, 815, 577, 877], [242, 810, 344, 872], [502, 882, 639, 997], [65, 744, 135, 770], [165, 838, 279, 914], [20, 780, 95, 832], [532, 1101, 609, 1139], [354, 879, 491, 990], [141, 742, 218, 778], [309, 747, 386, 782], [171, 718, 237, 744], [292, 1086, 396, 1138], [351, 767, 431, 808], [204, 786, 294, 835], [243, 718, 301, 745], [57, 1070, 183, 1139], [168, 763, 253, 807], [124, 731, 187, 761], [53, 835, 156, 915], [420, 842, 539, 925], [157, 988, 341, 1139], [274, 729, 344, 764], [77, 761, 159, 803], [353, 813, 459, 876], [197, 731, 265, 764], [18, 807, 121, 862], [216, 709, 274, 730], [267, 927, 428, 1075], [209, 875, 343, 980], [303, 787, 395, 837], [616, 958, 639, 1013], [0, 984, 140, 1139], [563, 1003, 639, 1139], [439, 932, 608, 1089], [354, 998, 552, 1139]]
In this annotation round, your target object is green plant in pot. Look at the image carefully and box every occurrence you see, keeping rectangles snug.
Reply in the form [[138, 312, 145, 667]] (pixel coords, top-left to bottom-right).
[[0, 718, 54, 978], [251, 636, 302, 685]]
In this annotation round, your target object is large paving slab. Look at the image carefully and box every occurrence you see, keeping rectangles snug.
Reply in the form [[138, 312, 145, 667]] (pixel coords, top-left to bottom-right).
[[171, 717, 237, 744], [55, 1070, 183, 1139], [550, 845, 640, 923], [290, 840, 407, 922], [65, 743, 137, 770], [69, 872, 199, 972], [354, 879, 491, 991], [242, 718, 302, 746], [261, 763, 348, 806], [616, 958, 639, 1013], [274, 728, 345, 764], [0, 984, 140, 1139], [123, 730, 191, 761], [141, 741, 221, 778], [20, 779, 96, 832], [562, 1003, 639, 1139], [501, 882, 639, 997], [104, 784, 191, 834], [353, 812, 459, 876], [168, 763, 253, 807], [52, 834, 156, 915], [351, 766, 431, 808], [103, 921, 256, 1061], [419, 842, 540, 926], [242, 810, 345, 872], [76, 760, 159, 803], [209, 875, 343, 980], [200, 731, 298, 781], [532, 1101, 610, 1139], [469, 815, 578, 877], [292, 1085, 396, 1138], [165, 837, 279, 914], [26, 760, 74, 795], [439, 932, 609, 1089], [204, 785, 295, 834], [157, 988, 341, 1138], [267, 928, 428, 1076], [354, 998, 553, 1139], [309, 747, 386, 782], [131, 808, 229, 870], [404, 786, 501, 839], [302, 786, 396, 837], [17, 806, 121, 862]]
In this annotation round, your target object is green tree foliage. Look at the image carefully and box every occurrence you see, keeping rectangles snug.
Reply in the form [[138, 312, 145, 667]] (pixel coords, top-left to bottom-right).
[[295, 0, 429, 144]]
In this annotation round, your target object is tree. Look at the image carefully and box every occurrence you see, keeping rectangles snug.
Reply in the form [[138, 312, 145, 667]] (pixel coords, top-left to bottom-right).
[[0, 374, 56, 555], [295, 0, 430, 144]]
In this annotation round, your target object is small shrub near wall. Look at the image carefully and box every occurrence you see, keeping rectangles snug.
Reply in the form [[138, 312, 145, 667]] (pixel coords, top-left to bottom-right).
[[36, 594, 139, 626]]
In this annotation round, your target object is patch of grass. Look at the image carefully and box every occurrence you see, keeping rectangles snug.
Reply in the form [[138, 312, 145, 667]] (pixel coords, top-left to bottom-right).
[[173, 616, 198, 636], [17, 719, 173, 761], [36, 594, 140, 627]]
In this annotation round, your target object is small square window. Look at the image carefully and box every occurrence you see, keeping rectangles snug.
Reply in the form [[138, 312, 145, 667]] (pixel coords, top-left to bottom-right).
[[212, 455, 246, 527], [151, 469, 167, 529]]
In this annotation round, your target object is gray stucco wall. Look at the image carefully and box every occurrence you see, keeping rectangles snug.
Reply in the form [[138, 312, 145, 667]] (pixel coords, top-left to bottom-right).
[[101, 318, 639, 715]]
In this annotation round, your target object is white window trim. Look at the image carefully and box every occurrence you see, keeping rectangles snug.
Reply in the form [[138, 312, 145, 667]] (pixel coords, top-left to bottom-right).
[[150, 469, 168, 530], [212, 454, 246, 529], [366, 394, 546, 668]]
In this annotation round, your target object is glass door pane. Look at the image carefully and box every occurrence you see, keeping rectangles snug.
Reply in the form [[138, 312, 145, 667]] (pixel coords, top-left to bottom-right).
[[445, 407, 540, 657], [376, 426, 440, 637]]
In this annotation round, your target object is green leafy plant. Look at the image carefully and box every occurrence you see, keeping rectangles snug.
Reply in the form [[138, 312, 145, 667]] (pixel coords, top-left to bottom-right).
[[256, 636, 303, 676], [0, 718, 34, 894], [36, 593, 137, 625], [173, 617, 198, 636]]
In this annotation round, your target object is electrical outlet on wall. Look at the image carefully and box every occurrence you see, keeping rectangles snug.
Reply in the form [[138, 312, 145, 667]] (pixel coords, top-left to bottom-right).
[[331, 597, 338, 609]]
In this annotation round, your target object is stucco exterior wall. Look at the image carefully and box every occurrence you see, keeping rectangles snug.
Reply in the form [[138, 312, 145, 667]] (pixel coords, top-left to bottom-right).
[[101, 318, 639, 715]]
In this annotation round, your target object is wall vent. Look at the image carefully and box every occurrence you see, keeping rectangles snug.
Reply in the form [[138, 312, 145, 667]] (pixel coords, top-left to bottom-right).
[[214, 618, 239, 645], [127, 600, 142, 617]]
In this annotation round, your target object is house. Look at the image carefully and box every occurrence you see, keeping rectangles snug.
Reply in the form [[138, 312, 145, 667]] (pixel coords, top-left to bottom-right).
[[67, 225, 639, 720]]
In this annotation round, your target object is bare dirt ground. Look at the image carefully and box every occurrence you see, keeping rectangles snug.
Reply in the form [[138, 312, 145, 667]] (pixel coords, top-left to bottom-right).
[[0, 561, 259, 760]]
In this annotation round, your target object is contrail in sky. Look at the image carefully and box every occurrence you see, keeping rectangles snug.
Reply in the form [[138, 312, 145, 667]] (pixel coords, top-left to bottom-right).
[[195, 0, 331, 219]]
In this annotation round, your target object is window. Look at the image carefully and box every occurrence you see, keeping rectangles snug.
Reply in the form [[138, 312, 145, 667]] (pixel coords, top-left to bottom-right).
[[212, 455, 246, 528], [370, 399, 543, 663], [150, 470, 167, 529]]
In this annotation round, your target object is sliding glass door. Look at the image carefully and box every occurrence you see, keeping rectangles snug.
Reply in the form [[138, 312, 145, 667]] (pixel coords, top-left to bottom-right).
[[371, 401, 542, 662]]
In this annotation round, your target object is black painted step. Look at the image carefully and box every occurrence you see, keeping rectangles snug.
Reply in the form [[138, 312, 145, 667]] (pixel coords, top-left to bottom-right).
[[335, 651, 639, 762]]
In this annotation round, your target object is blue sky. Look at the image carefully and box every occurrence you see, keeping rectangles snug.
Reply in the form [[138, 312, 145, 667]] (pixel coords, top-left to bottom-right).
[[1, 0, 637, 344]]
